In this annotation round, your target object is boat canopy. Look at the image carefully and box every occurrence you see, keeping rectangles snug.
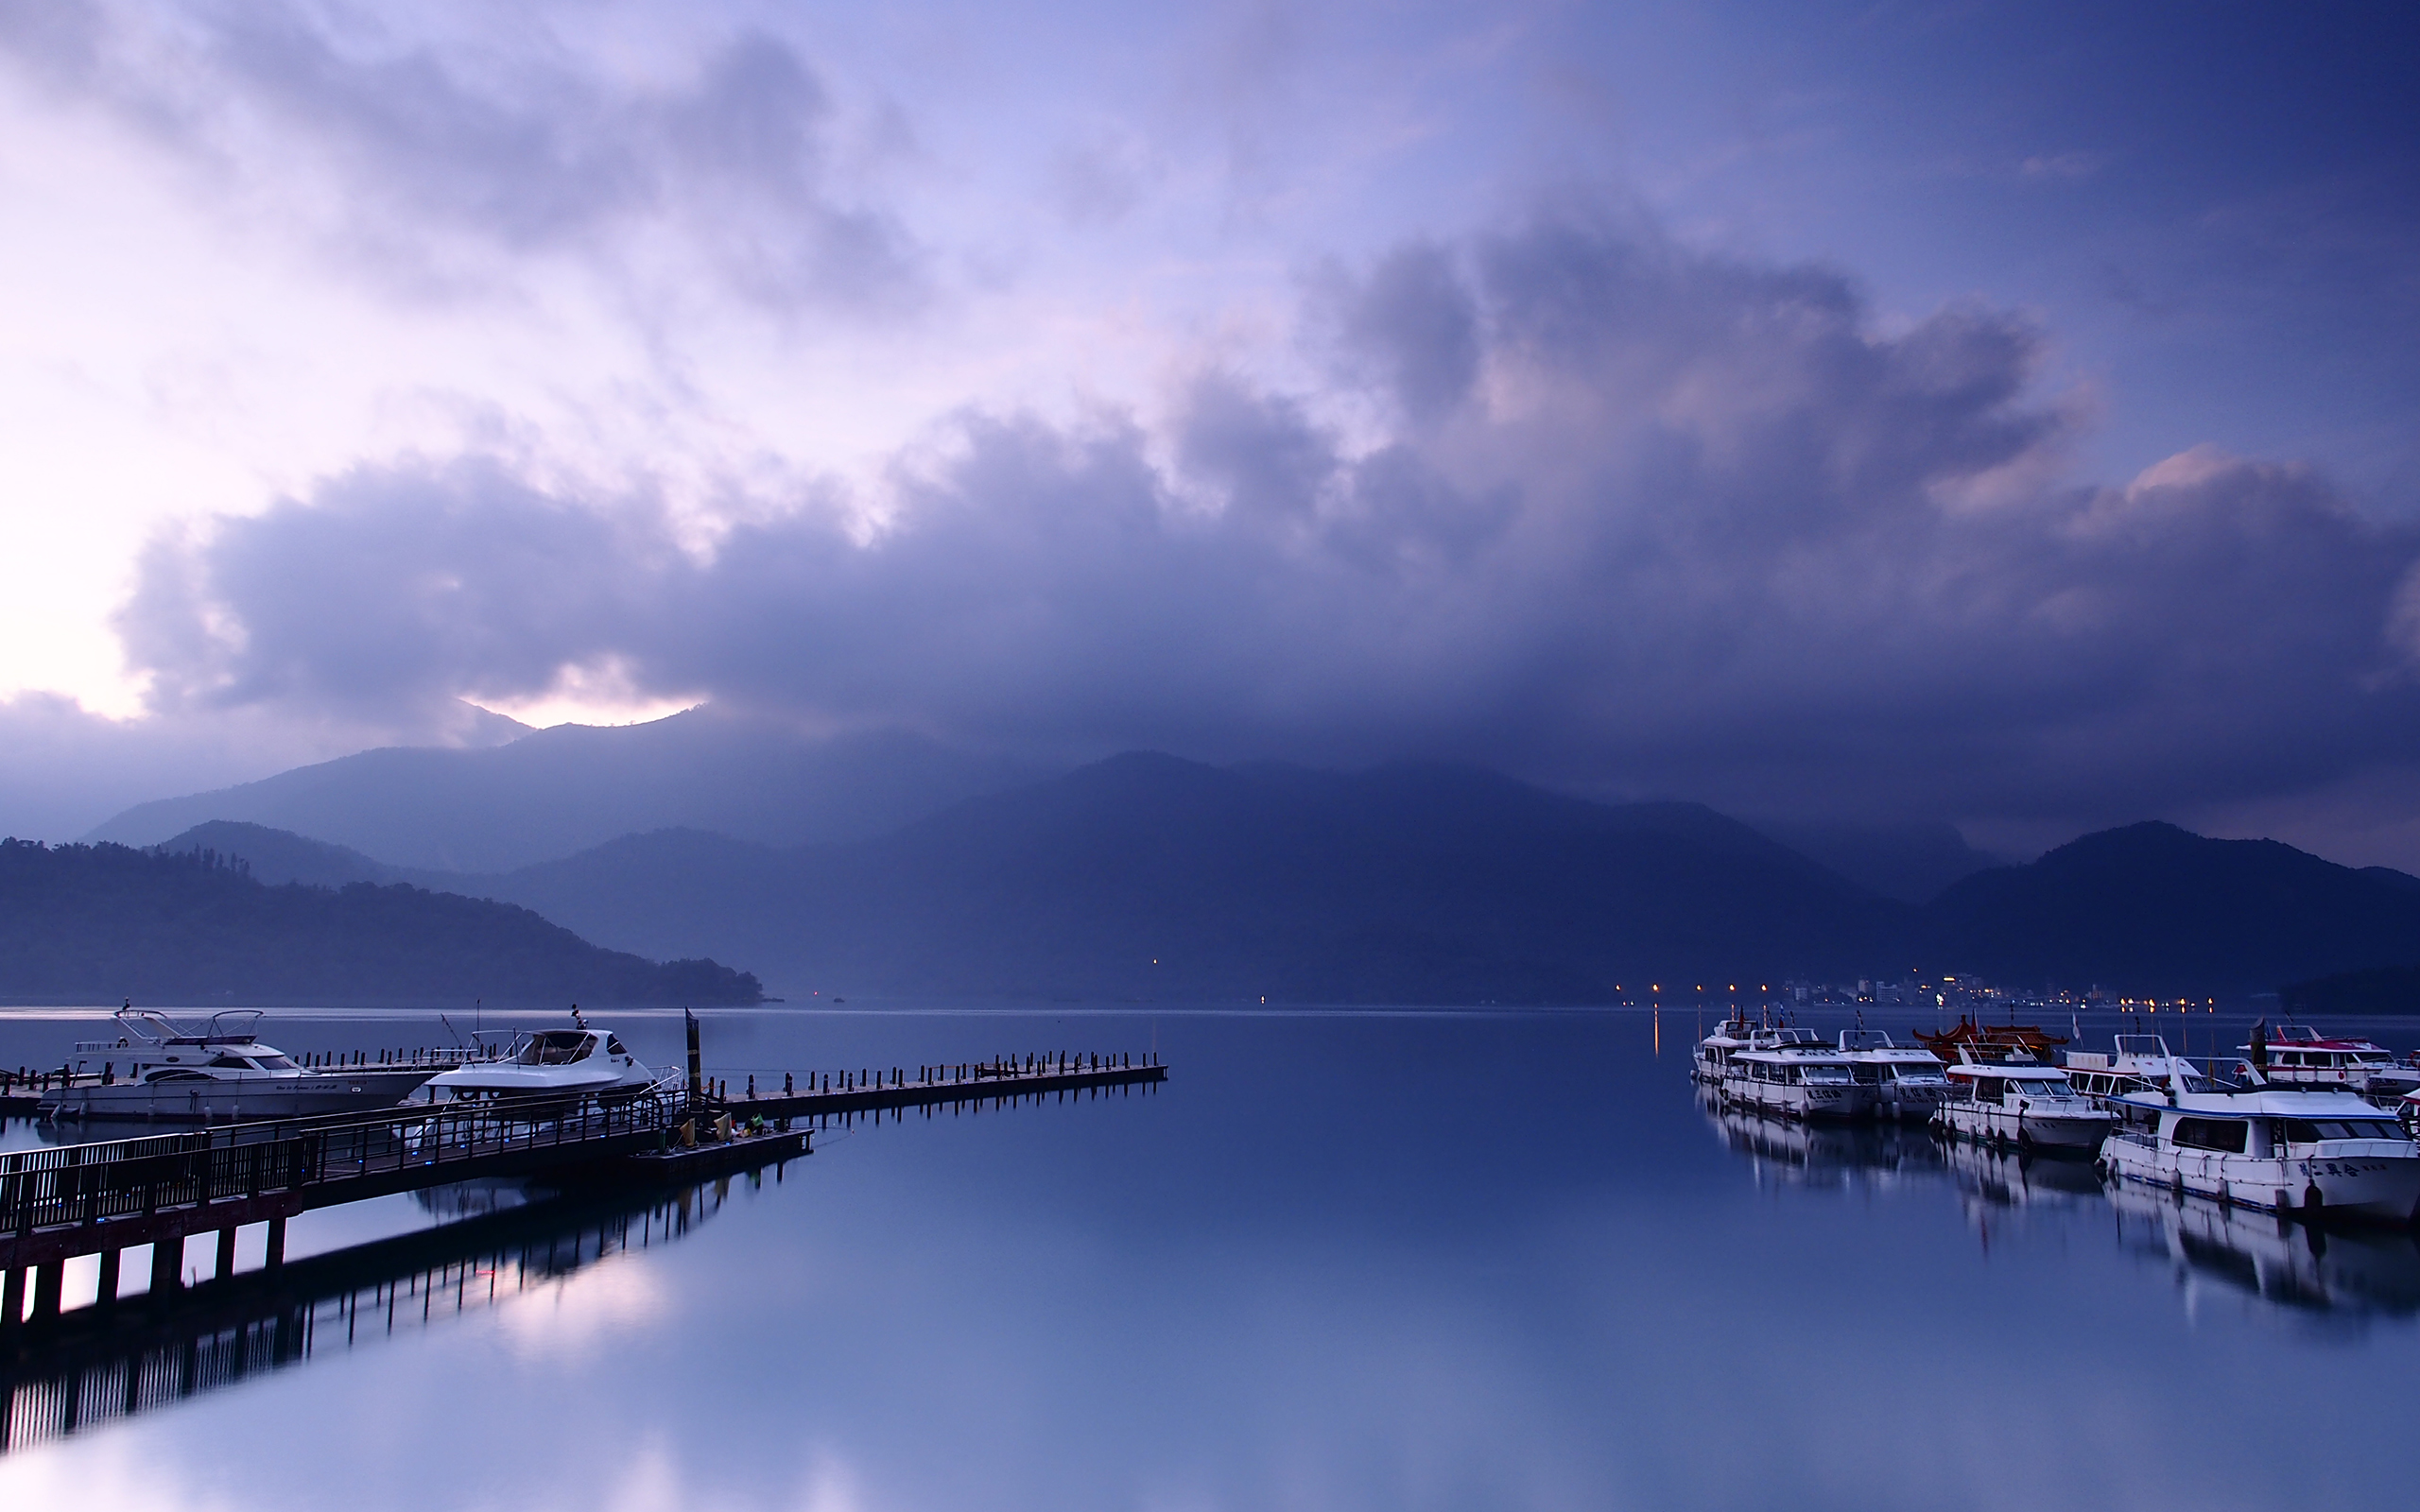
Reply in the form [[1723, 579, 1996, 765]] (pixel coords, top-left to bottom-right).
[[1945, 1063, 2071, 1082]]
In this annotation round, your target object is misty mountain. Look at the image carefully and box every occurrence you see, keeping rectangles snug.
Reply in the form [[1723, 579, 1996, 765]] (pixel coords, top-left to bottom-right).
[[406, 754, 1909, 1001], [83, 706, 1048, 871], [156, 820, 403, 889], [140, 764, 2420, 1005], [0, 838, 761, 1005], [1927, 821, 2420, 996], [1744, 818, 2003, 903]]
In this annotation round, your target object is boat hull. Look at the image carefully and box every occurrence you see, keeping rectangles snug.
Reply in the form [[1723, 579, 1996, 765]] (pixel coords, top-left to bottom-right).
[[2100, 1134, 2420, 1221], [1877, 1084, 1952, 1123], [42, 1069, 433, 1122], [1933, 1102, 2111, 1151], [1720, 1072, 1875, 1122]]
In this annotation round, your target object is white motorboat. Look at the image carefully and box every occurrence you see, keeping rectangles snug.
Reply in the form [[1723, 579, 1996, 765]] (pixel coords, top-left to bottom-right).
[[424, 1014, 658, 1102], [1932, 1058, 2113, 1152], [1838, 1029, 1951, 1122], [2242, 1022, 2420, 1105], [1691, 1013, 1759, 1086], [2100, 1080, 2420, 1221], [40, 1008, 435, 1122], [2063, 1033, 2247, 1108], [1720, 1029, 1875, 1122]]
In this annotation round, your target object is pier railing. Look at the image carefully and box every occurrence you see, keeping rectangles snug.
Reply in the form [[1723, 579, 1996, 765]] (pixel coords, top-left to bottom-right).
[[1, 1090, 684, 1241]]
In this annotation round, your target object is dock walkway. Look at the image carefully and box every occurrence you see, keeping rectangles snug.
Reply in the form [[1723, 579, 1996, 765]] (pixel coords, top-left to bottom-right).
[[0, 1050, 1166, 1327]]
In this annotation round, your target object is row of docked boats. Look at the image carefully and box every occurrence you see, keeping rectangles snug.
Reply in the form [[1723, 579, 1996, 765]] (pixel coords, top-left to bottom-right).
[[1694, 1014, 2420, 1223], [27, 1005, 665, 1123]]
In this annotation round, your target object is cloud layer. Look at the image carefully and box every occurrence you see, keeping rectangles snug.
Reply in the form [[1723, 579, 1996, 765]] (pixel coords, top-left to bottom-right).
[[115, 218, 2420, 839]]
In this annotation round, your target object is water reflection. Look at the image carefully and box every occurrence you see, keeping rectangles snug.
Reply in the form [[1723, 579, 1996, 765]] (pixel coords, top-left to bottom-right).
[[1703, 1090, 1943, 1190], [0, 1172, 757, 1453], [1708, 1098, 2420, 1331], [2108, 1182, 2420, 1322]]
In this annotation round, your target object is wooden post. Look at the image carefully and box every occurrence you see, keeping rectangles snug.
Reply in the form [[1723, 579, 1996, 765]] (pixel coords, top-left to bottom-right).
[[151, 1234, 184, 1294], [30, 1261, 61, 1321]]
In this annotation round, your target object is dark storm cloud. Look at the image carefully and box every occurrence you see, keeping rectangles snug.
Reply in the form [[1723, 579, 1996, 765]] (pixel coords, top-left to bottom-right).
[[0, 5, 922, 309], [119, 221, 2420, 833]]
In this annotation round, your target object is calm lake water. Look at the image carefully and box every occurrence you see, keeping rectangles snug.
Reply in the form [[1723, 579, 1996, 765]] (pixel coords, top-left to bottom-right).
[[1, 1003, 2414, 1511]]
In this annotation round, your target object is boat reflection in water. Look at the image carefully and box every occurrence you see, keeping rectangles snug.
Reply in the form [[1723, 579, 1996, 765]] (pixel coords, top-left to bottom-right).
[[1710, 1095, 2420, 1331], [0, 1170, 767, 1454], [1701, 1090, 1943, 1193], [2106, 1180, 2420, 1325]]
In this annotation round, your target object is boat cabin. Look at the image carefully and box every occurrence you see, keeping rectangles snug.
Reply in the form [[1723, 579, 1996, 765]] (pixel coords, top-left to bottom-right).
[[1944, 1063, 2090, 1108], [2112, 1092, 2411, 1158], [513, 1030, 630, 1067]]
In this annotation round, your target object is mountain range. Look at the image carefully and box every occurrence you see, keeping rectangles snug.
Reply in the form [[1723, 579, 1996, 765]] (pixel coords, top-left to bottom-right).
[[85, 707, 1046, 872], [0, 838, 761, 1005], [129, 754, 2420, 1005]]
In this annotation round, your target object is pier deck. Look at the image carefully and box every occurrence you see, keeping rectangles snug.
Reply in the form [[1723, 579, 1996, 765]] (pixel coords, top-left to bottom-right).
[[0, 1050, 1167, 1326]]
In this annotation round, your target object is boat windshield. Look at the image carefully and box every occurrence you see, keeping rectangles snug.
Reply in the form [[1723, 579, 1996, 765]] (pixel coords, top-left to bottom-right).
[[1800, 1065, 1853, 1084], [516, 1032, 597, 1066], [2280, 1119, 2408, 1143], [253, 1053, 296, 1071]]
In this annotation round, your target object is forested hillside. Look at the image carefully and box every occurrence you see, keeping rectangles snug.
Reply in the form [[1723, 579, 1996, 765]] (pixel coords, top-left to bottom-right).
[[0, 839, 761, 1005]]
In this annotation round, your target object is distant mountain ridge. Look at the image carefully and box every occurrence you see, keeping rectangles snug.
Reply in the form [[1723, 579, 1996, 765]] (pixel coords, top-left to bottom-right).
[[131, 758, 2420, 1005], [1924, 821, 2420, 993], [86, 707, 1049, 871], [0, 838, 762, 1005], [291, 754, 1913, 1002]]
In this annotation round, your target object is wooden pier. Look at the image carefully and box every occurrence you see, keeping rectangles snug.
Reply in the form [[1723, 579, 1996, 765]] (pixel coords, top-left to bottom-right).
[[1, 1173, 766, 1452], [0, 1048, 1167, 1334], [711, 1052, 1167, 1126]]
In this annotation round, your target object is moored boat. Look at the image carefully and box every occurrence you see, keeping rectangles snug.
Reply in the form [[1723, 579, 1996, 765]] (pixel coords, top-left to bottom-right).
[[424, 1012, 659, 1102], [2063, 1034, 2243, 1108], [2100, 1082, 2420, 1222], [1838, 1029, 1951, 1122], [1691, 1012, 1758, 1086], [2243, 1022, 2420, 1106], [1931, 1058, 2112, 1152], [41, 1007, 436, 1122], [1720, 1029, 1875, 1122], [1913, 1015, 2067, 1062]]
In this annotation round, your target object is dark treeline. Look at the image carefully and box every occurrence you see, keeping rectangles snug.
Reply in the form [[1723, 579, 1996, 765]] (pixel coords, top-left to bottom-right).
[[0, 838, 762, 1005]]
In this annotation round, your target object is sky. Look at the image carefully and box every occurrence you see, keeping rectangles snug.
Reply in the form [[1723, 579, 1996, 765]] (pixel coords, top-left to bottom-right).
[[2, 0, 2418, 863]]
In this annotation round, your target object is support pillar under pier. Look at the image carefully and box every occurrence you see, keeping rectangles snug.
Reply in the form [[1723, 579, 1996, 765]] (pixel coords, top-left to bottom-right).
[[151, 1234, 184, 1295], [0, 1266, 20, 1325], [215, 1226, 236, 1281], [265, 1216, 285, 1270], [95, 1247, 120, 1308], [29, 1261, 61, 1321]]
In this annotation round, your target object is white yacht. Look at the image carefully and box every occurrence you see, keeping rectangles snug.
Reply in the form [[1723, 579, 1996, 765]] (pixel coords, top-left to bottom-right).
[[1691, 1013, 1759, 1086], [1720, 1029, 1874, 1122], [1932, 1058, 2113, 1152], [2243, 1023, 2420, 1105], [2100, 1080, 2420, 1221], [40, 1007, 436, 1122], [424, 1014, 658, 1102], [2064, 1034, 2245, 1108], [1838, 1029, 1951, 1122]]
